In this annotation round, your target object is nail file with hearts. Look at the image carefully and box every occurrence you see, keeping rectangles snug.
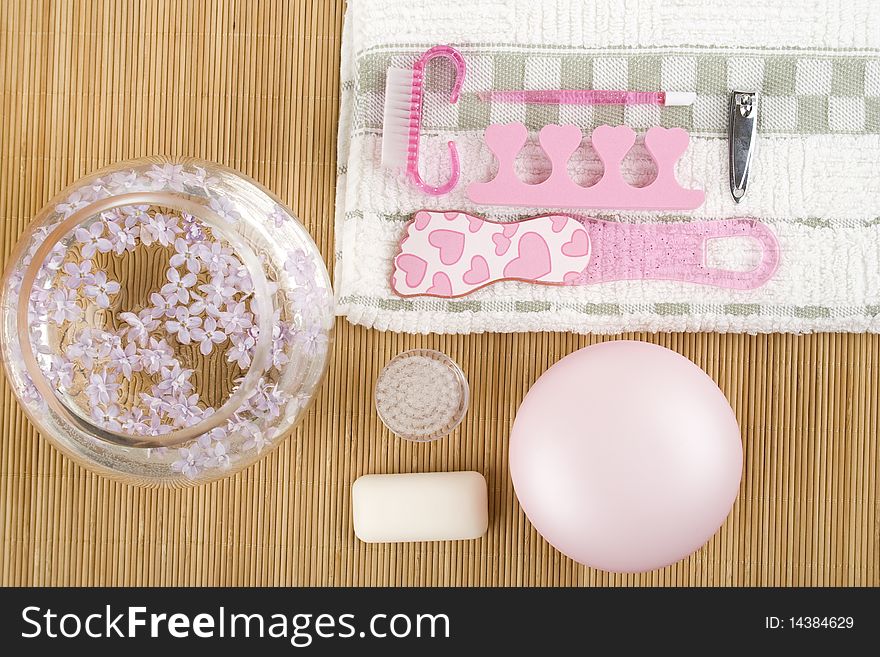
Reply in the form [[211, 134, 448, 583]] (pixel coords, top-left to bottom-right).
[[392, 210, 779, 298], [467, 123, 704, 210]]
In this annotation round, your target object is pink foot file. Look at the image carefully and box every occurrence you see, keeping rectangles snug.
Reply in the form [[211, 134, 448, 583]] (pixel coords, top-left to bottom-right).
[[392, 211, 779, 298], [467, 123, 704, 210]]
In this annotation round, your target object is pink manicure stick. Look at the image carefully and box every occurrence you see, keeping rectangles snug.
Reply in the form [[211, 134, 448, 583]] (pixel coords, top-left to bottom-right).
[[477, 90, 696, 106], [393, 210, 779, 298]]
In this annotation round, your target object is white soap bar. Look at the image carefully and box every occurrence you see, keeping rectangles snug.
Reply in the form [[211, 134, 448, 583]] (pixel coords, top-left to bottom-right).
[[352, 471, 488, 543]]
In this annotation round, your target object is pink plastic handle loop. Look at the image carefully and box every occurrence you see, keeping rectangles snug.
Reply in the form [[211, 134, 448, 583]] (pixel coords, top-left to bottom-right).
[[407, 45, 466, 196]]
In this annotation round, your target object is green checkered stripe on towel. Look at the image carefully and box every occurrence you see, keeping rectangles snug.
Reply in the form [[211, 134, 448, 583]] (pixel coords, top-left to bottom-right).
[[355, 47, 880, 135]]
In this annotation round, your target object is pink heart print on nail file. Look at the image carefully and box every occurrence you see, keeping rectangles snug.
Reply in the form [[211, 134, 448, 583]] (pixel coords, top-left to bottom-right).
[[392, 210, 779, 298]]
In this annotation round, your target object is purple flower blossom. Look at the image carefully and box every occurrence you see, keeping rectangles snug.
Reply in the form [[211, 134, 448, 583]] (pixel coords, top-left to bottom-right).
[[294, 323, 329, 356], [44, 355, 75, 390], [269, 205, 289, 228], [209, 196, 241, 223], [106, 220, 138, 254], [65, 328, 107, 369], [219, 300, 253, 334], [55, 190, 91, 218], [156, 364, 195, 396], [190, 316, 227, 355], [284, 248, 316, 285], [160, 267, 197, 304], [83, 270, 121, 309], [108, 341, 142, 379], [166, 392, 203, 427], [199, 276, 237, 308], [141, 213, 181, 247], [119, 408, 152, 435], [181, 212, 206, 243], [91, 404, 122, 431], [85, 369, 120, 406], [119, 309, 159, 346], [47, 288, 81, 324], [108, 170, 139, 190], [62, 260, 96, 289], [226, 332, 255, 368], [75, 222, 113, 258], [165, 306, 201, 344], [122, 204, 151, 228], [148, 291, 177, 319], [197, 242, 236, 275], [171, 444, 207, 478], [138, 337, 176, 374], [146, 164, 188, 192], [169, 237, 201, 274]]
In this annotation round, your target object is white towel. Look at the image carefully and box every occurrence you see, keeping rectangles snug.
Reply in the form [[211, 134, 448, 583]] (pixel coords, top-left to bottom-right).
[[335, 0, 880, 334]]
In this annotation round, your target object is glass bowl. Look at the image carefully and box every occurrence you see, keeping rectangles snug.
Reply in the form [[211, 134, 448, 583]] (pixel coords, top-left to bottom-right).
[[0, 157, 334, 486]]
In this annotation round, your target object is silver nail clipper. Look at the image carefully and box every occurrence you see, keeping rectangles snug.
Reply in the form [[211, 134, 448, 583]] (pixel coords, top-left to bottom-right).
[[729, 91, 758, 202]]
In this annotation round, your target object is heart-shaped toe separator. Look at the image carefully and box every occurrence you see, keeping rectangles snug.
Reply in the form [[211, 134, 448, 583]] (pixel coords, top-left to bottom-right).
[[392, 211, 591, 297]]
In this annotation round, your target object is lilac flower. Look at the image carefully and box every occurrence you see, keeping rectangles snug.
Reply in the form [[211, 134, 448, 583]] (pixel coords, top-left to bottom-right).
[[138, 337, 176, 374], [243, 425, 279, 454], [184, 166, 220, 190], [160, 267, 197, 304], [166, 392, 203, 427], [187, 293, 207, 317], [294, 323, 329, 356], [119, 309, 159, 346], [146, 163, 188, 192], [226, 263, 253, 294], [108, 170, 139, 190], [219, 300, 253, 333], [106, 220, 138, 254], [165, 306, 201, 344], [66, 328, 104, 368], [199, 276, 237, 308], [47, 288, 81, 324], [108, 341, 142, 379], [248, 380, 286, 420], [85, 369, 120, 406], [284, 248, 316, 284], [44, 355, 75, 390], [75, 222, 113, 258], [190, 316, 227, 356], [62, 260, 96, 289], [119, 408, 152, 435], [83, 270, 121, 309], [148, 291, 177, 319], [156, 364, 195, 396], [169, 237, 201, 274], [141, 213, 181, 246], [180, 212, 206, 243], [209, 196, 241, 223], [207, 441, 230, 468], [140, 391, 171, 417], [91, 404, 122, 431], [122, 204, 151, 228], [226, 332, 255, 368], [197, 241, 237, 275], [171, 444, 207, 479], [269, 205, 289, 228], [55, 190, 91, 218]]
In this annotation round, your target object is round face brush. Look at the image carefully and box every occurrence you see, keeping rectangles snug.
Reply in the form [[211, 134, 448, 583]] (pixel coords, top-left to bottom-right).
[[374, 349, 469, 442]]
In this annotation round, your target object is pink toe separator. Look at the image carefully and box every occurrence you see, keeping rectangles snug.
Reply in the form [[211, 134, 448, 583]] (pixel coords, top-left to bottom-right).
[[467, 123, 705, 210], [407, 45, 466, 196], [392, 211, 779, 298]]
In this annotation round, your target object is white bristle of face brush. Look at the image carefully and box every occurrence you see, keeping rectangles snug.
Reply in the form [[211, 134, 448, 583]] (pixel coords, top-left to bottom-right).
[[382, 67, 416, 169]]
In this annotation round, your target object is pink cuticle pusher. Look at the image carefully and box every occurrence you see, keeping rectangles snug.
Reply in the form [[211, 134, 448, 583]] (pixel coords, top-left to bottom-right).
[[477, 90, 696, 106]]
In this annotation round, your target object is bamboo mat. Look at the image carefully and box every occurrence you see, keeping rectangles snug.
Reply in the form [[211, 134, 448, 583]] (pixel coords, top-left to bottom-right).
[[0, 0, 877, 587]]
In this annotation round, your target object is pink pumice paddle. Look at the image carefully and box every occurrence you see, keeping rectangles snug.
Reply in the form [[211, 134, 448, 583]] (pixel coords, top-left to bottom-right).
[[392, 210, 779, 298]]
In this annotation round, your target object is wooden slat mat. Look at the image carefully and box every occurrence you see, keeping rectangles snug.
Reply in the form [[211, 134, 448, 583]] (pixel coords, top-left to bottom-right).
[[0, 0, 876, 586]]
